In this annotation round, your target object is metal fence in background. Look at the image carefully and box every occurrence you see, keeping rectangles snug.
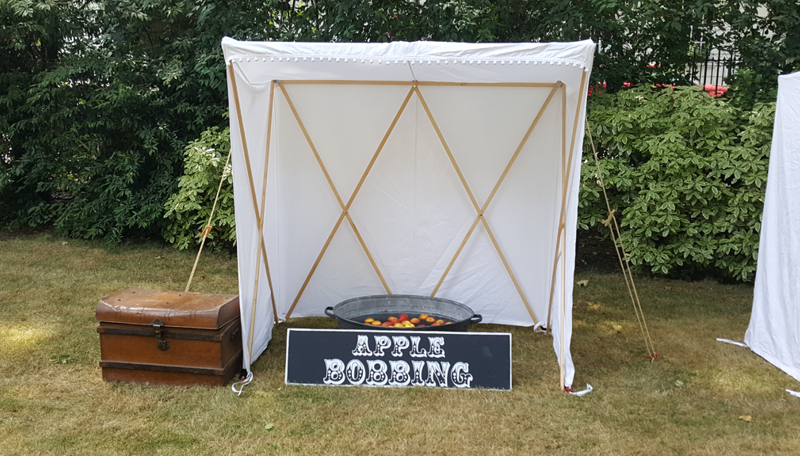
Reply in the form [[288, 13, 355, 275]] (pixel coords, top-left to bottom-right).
[[687, 47, 739, 87]]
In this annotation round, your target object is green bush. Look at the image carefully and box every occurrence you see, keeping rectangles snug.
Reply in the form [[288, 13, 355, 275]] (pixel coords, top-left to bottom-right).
[[164, 127, 235, 251], [580, 86, 775, 281]]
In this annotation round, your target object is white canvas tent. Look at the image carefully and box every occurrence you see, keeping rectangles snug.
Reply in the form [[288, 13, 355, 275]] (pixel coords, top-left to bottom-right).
[[222, 38, 595, 389], [745, 70, 800, 383]]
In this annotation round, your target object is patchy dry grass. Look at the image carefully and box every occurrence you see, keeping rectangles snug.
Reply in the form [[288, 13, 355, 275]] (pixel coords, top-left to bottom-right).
[[1, 231, 798, 455]]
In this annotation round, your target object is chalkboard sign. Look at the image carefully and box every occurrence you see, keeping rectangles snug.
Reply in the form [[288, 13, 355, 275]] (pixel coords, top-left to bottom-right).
[[285, 329, 512, 390]]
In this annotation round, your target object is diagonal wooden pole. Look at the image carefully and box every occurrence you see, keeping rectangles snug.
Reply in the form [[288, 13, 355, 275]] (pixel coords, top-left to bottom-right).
[[184, 148, 231, 293], [414, 86, 481, 212], [278, 83, 390, 293], [229, 63, 278, 363], [430, 85, 559, 302], [281, 85, 416, 319], [480, 85, 560, 214], [430, 215, 481, 297], [546, 72, 588, 337], [415, 86, 537, 322], [255, 81, 278, 324], [284, 212, 348, 320], [344, 86, 416, 211]]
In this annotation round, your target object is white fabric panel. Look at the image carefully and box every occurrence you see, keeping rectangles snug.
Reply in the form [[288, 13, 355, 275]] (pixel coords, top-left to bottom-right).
[[350, 96, 478, 295], [745, 71, 800, 383], [223, 38, 594, 388], [227, 71, 276, 369], [222, 38, 595, 86]]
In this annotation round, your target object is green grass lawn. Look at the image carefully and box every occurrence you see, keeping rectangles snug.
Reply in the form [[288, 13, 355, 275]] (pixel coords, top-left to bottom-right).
[[1, 231, 798, 455]]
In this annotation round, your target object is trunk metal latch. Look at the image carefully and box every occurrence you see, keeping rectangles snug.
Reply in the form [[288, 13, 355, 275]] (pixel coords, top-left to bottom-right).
[[151, 319, 170, 351]]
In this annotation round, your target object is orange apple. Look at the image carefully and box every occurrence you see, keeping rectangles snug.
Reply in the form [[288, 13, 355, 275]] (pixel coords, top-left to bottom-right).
[[364, 318, 374, 324], [371, 320, 382, 326], [388, 316, 398, 323], [425, 317, 436, 323], [419, 314, 429, 320], [435, 319, 445, 325], [410, 318, 420, 324]]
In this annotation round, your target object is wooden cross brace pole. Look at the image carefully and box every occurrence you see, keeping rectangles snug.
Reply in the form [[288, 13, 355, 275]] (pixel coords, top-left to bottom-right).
[[414, 85, 550, 324], [281, 84, 417, 319], [228, 64, 279, 364]]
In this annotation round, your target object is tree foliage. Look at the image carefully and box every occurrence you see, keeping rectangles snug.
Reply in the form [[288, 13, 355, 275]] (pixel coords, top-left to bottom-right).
[[581, 87, 775, 281], [1, 0, 795, 270], [164, 126, 235, 251], [1, 0, 277, 241]]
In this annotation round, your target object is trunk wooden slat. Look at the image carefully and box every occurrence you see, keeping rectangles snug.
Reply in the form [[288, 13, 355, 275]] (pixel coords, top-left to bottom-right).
[[96, 288, 242, 386]]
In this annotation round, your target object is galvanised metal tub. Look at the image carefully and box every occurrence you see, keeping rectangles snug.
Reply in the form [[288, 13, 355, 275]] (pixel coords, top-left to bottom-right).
[[324, 294, 482, 332]]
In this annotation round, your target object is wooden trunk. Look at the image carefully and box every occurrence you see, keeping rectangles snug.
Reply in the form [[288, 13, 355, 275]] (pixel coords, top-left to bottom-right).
[[96, 288, 243, 387]]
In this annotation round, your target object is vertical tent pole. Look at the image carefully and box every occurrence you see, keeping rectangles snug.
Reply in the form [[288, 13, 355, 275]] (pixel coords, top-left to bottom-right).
[[228, 63, 271, 364], [547, 82, 565, 335], [550, 71, 588, 389], [559, 82, 568, 390], [256, 81, 278, 325], [546, 70, 588, 337]]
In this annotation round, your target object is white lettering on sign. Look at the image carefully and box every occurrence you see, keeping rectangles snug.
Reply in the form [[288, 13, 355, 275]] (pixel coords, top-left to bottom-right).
[[373, 335, 391, 357], [352, 335, 373, 356], [451, 362, 473, 388], [411, 360, 427, 386], [323, 335, 472, 388], [427, 337, 445, 358], [346, 359, 366, 385], [390, 336, 409, 357], [389, 360, 411, 386], [322, 334, 475, 388], [426, 360, 450, 387], [409, 336, 427, 357], [322, 359, 345, 385], [324, 357, 468, 389], [366, 360, 388, 386]]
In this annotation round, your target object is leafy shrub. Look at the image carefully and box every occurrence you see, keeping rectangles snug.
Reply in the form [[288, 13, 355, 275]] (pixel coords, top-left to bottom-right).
[[580, 86, 775, 281], [164, 127, 235, 251]]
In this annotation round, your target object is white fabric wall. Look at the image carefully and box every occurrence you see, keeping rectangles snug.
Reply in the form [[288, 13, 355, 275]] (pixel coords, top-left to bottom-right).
[[745, 71, 800, 383], [222, 38, 594, 388]]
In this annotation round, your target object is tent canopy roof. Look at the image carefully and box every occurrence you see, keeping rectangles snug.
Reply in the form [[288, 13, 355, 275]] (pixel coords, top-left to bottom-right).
[[222, 37, 595, 85]]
